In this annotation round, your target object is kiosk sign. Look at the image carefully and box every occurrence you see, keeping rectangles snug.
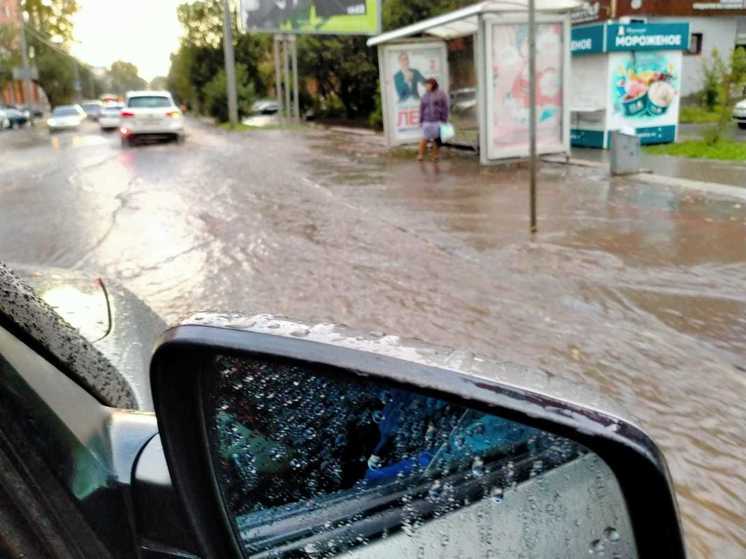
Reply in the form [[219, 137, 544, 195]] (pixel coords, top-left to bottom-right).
[[607, 23, 690, 52], [571, 25, 604, 55]]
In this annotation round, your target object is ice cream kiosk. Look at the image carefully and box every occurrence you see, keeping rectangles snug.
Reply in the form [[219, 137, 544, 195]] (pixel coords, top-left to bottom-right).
[[570, 20, 690, 148]]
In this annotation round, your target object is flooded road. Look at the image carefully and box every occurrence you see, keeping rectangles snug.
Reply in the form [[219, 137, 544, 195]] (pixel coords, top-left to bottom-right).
[[1, 120, 744, 557]]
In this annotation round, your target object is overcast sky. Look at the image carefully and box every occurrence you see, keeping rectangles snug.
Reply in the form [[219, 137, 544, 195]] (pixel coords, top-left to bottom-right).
[[71, 0, 185, 81]]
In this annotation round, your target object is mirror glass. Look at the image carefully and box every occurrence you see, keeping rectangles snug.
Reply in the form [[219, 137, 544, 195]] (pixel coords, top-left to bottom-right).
[[204, 353, 638, 559]]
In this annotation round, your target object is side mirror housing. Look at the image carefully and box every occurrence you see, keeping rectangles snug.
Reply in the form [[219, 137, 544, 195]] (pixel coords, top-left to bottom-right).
[[151, 314, 685, 559]]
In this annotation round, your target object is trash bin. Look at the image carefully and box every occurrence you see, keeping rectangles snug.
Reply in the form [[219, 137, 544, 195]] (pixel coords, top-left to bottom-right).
[[610, 129, 640, 176]]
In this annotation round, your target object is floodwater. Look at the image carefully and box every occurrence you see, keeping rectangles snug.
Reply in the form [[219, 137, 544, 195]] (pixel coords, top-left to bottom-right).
[[1, 120, 744, 557]]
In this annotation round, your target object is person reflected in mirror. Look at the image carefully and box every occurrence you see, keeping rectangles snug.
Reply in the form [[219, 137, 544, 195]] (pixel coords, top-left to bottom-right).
[[418, 78, 449, 162], [394, 52, 426, 102]]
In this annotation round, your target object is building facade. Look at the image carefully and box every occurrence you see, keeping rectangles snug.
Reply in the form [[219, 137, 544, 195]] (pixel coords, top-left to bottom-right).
[[572, 0, 746, 97], [0, 0, 48, 107], [0, 0, 19, 26]]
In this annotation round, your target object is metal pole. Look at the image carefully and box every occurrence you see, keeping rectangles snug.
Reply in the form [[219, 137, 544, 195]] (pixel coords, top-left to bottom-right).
[[15, 0, 33, 108], [291, 36, 300, 120], [283, 36, 291, 120], [528, 0, 538, 234], [273, 35, 283, 116], [222, 0, 239, 126]]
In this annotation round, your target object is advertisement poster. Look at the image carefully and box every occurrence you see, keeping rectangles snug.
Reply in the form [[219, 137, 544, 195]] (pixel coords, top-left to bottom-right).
[[607, 51, 682, 144], [382, 42, 449, 146], [240, 0, 380, 35], [487, 22, 565, 160]]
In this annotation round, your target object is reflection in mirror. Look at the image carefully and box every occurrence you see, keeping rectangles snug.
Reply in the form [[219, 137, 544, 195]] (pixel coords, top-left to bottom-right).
[[204, 354, 638, 558]]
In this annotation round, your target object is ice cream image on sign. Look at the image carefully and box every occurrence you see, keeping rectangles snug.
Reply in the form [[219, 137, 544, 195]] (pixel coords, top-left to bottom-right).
[[613, 53, 678, 119]]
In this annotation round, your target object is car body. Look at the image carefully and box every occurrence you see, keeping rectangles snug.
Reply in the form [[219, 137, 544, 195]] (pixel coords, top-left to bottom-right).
[[450, 88, 477, 114], [120, 90, 185, 147], [80, 100, 103, 121], [733, 98, 746, 129], [99, 103, 125, 130], [251, 99, 280, 115], [47, 105, 87, 132], [2, 106, 29, 128], [0, 108, 10, 130]]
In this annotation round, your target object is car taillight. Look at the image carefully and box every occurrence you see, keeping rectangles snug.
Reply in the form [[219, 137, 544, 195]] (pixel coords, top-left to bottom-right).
[[121, 110, 135, 118], [166, 110, 182, 118]]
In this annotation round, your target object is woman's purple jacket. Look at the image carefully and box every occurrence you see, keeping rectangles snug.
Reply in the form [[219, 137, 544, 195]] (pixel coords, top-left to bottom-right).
[[419, 90, 449, 124]]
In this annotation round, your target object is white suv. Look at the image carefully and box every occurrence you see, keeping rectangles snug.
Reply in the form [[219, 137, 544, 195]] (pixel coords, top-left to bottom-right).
[[733, 98, 746, 130], [120, 90, 185, 147]]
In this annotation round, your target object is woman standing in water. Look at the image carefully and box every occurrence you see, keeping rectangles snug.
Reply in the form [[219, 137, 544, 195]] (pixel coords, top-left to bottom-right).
[[418, 78, 449, 162]]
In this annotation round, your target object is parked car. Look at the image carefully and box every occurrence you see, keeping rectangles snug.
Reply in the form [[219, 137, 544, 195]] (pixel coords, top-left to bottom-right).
[[0, 261, 687, 559], [98, 103, 124, 131], [80, 100, 103, 121], [0, 108, 10, 130], [46, 104, 87, 132], [120, 90, 185, 147], [251, 99, 280, 115], [1, 106, 29, 128], [733, 98, 746, 129], [450, 87, 477, 114]]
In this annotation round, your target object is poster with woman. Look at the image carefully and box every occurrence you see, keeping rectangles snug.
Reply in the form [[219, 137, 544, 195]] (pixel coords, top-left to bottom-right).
[[381, 42, 449, 146], [486, 21, 566, 160]]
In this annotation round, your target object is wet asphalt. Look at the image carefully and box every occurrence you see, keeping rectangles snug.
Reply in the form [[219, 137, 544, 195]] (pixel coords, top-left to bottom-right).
[[1, 118, 745, 557]]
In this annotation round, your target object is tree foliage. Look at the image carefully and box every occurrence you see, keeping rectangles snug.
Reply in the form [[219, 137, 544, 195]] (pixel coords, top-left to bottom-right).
[[109, 60, 147, 94], [167, 0, 473, 122], [0, 24, 19, 89], [168, 0, 269, 120], [23, 0, 78, 44], [701, 47, 746, 144]]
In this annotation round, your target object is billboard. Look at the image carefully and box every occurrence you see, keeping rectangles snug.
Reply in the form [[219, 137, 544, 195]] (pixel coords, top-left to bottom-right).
[[485, 21, 566, 160], [239, 0, 381, 35], [379, 41, 449, 146]]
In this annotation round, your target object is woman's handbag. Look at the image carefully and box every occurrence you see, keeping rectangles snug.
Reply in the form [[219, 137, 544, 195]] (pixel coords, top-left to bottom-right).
[[439, 122, 455, 143]]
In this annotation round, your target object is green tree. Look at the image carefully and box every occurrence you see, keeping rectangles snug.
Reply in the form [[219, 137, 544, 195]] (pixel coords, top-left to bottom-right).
[[109, 60, 147, 94], [203, 63, 256, 122], [168, 0, 269, 113], [0, 24, 20, 90], [150, 76, 169, 90], [18, 0, 80, 106], [177, 0, 224, 49], [23, 0, 78, 44], [34, 48, 76, 105], [702, 47, 746, 144]]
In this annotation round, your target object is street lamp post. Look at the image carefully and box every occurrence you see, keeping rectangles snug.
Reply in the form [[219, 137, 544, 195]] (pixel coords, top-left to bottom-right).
[[222, 0, 239, 126], [528, 0, 538, 234]]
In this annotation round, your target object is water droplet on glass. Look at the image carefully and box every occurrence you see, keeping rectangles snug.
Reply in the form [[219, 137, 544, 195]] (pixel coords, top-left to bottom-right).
[[603, 527, 620, 542]]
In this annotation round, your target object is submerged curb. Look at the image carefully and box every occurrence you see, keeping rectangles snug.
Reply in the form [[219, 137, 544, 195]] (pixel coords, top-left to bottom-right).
[[630, 172, 746, 201], [558, 157, 746, 201]]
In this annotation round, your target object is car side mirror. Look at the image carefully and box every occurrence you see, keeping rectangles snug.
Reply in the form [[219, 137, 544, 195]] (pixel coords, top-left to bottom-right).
[[151, 315, 685, 559]]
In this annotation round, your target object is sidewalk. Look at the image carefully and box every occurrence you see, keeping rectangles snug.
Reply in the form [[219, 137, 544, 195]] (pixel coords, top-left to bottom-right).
[[572, 146, 746, 188]]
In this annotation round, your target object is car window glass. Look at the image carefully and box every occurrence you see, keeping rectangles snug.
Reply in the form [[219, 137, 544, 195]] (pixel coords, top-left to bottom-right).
[[204, 354, 638, 559], [53, 107, 79, 116], [128, 96, 172, 108]]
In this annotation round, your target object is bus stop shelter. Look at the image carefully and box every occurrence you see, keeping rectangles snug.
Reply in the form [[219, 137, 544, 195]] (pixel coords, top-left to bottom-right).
[[367, 0, 580, 164]]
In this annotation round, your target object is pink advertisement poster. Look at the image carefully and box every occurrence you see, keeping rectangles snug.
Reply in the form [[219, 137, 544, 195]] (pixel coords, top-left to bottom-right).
[[487, 22, 564, 159]]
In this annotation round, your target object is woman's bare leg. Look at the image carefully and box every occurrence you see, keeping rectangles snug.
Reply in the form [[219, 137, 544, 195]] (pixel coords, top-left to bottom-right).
[[431, 141, 440, 161], [417, 139, 427, 161]]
